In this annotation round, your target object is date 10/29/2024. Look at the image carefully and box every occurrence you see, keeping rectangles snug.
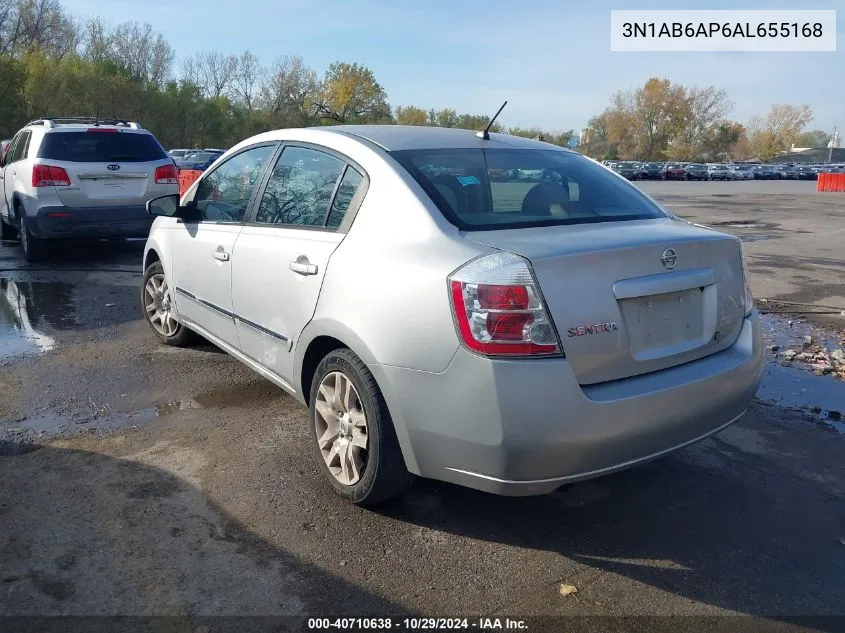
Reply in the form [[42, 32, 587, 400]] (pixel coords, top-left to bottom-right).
[[307, 617, 528, 631]]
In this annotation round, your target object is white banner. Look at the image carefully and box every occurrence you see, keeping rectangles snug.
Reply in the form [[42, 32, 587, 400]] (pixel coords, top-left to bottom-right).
[[610, 10, 836, 52]]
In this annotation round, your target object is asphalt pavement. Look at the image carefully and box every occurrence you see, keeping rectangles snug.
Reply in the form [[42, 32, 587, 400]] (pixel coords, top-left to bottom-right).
[[1, 182, 844, 629]]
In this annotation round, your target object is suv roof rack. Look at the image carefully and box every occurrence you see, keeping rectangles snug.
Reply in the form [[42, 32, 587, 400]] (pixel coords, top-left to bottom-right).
[[26, 117, 142, 130]]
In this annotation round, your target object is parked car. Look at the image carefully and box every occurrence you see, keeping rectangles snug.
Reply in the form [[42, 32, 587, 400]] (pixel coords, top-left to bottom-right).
[[774, 165, 799, 180], [611, 161, 640, 180], [684, 163, 709, 181], [659, 163, 687, 180], [636, 162, 663, 180], [706, 164, 730, 180], [795, 166, 817, 180], [0, 117, 178, 260], [728, 165, 755, 181], [176, 150, 224, 172], [168, 148, 193, 160], [141, 125, 763, 504], [753, 165, 778, 180]]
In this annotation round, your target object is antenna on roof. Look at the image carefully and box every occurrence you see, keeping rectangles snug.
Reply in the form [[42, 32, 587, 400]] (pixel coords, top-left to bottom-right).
[[476, 101, 507, 140]]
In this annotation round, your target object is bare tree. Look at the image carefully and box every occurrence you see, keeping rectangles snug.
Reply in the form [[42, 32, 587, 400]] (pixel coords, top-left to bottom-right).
[[183, 50, 237, 99], [110, 22, 174, 86], [258, 55, 318, 125], [674, 86, 733, 159], [232, 50, 264, 112], [0, 0, 78, 57]]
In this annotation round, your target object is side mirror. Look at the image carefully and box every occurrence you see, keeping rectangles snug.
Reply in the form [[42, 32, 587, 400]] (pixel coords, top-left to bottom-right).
[[147, 194, 182, 217]]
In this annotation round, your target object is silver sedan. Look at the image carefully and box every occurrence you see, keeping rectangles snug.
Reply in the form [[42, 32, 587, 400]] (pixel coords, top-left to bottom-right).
[[142, 125, 763, 504]]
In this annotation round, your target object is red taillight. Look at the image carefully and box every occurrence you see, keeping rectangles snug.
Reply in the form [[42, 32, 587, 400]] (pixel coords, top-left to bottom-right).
[[477, 285, 529, 310], [155, 163, 178, 184], [32, 164, 71, 187], [87, 127, 118, 133], [449, 252, 561, 357]]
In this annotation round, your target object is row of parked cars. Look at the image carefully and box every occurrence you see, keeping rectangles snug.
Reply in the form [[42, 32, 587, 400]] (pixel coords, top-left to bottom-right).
[[604, 160, 839, 181]]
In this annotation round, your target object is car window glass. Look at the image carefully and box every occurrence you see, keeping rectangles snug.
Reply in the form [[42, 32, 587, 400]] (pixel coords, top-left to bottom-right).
[[327, 167, 364, 229], [393, 148, 664, 229], [255, 146, 345, 226], [38, 131, 165, 162], [9, 131, 30, 163], [3, 134, 21, 164], [194, 145, 275, 223]]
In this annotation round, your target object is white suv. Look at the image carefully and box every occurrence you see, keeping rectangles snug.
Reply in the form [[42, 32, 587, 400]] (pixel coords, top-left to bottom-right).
[[0, 117, 178, 260]]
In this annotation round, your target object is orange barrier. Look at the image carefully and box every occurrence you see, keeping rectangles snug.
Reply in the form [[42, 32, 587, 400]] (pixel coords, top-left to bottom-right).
[[178, 169, 203, 196], [817, 172, 845, 192]]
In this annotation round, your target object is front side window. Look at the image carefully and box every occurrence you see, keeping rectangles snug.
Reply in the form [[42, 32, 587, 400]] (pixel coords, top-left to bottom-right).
[[193, 144, 276, 223], [255, 146, 345, 227], [392, 148, 666, 230]]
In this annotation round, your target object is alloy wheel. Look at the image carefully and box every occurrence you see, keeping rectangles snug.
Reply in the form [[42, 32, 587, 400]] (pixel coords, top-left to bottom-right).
[[144, 273, 179, 337], [314, 371, 369, 486]]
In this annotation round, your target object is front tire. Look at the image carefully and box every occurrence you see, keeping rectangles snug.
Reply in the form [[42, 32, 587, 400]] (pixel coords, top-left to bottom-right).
[[310, 348, 412, 505], [141, 261, 196, 346]]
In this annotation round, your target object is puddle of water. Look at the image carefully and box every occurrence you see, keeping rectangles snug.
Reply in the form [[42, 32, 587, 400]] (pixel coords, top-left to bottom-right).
[[757, 312, 845, 433], [8, 399, 206, 438], [757, 364, 845, 433], [0, 277, 74, 360]]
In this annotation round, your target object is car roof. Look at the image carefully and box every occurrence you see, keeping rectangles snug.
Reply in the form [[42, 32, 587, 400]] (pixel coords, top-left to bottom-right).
[[319, 125, 571, 152]]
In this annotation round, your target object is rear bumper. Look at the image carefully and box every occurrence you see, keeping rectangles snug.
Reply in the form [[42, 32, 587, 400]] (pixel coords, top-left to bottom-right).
[[371, 312, 763, 496], [29, 205, 153, 239]]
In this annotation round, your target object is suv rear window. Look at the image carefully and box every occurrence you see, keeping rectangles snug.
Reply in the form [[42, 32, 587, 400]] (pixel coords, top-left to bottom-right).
[[38, 131, 167, 162], [391, 148, 666, 230]]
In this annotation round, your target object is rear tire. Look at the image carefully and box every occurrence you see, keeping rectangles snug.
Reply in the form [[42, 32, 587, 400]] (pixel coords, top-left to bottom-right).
[[141, 260, 196, 346], [19, 213, 49, 262], [0, 215, 18, 240], [310, 348, 413, 505]]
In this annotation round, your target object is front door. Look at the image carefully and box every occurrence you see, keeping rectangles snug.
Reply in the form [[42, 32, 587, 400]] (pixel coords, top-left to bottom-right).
[[231, 145, 368, 385], [171, 143, 277, 347]]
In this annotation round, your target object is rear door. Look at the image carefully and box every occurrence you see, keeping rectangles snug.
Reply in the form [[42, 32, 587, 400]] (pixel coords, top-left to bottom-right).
[[37, 128, 173, 208], [231, 144, 367, 385], [171, 143, 277, 347]]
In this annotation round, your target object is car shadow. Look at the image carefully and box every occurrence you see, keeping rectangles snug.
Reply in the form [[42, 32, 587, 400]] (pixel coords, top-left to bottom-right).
[[377, 409, 845, 621], [0, 443, 410, 625]]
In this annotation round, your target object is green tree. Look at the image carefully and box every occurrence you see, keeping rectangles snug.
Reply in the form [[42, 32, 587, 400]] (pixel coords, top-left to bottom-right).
[[313, 62, 390, 124], [394, 105, 429, 126]]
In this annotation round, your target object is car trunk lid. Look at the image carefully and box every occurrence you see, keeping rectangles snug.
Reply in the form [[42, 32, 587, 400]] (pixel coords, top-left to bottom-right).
[[53, 162, 151, 207], [465, 218, 746, 385]]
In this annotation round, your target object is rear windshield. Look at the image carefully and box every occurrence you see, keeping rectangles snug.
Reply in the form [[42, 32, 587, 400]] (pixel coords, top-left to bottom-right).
[[391, 148, 666, 230], [38, 131, 167, 162]]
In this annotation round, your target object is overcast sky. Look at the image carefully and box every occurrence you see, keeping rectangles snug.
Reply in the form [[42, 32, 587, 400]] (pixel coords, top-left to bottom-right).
[[61, 0, 843, 133]]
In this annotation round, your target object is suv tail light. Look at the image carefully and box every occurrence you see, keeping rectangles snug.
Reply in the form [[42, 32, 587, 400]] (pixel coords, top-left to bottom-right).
[[155, 163, 178, 184], [449, 252, 561, 357], [32, 164, 71, 187]]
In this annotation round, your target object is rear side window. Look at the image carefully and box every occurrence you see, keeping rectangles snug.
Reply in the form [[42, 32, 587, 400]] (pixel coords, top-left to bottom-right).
[[255, 146, 346, 227], [38, 131, 167, 162], [392, 148, 666, 230]]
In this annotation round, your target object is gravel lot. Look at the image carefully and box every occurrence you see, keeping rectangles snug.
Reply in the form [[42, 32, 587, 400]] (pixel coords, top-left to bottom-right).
[[1, 182, 844, 629]]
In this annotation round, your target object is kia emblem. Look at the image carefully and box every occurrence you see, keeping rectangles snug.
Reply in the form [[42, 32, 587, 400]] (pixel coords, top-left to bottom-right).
[[107, 164, 120, 171]]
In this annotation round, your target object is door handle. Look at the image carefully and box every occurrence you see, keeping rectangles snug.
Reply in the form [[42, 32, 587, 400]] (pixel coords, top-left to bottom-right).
[[289, 257, 318, 275], [212, 246, 230, 262]]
